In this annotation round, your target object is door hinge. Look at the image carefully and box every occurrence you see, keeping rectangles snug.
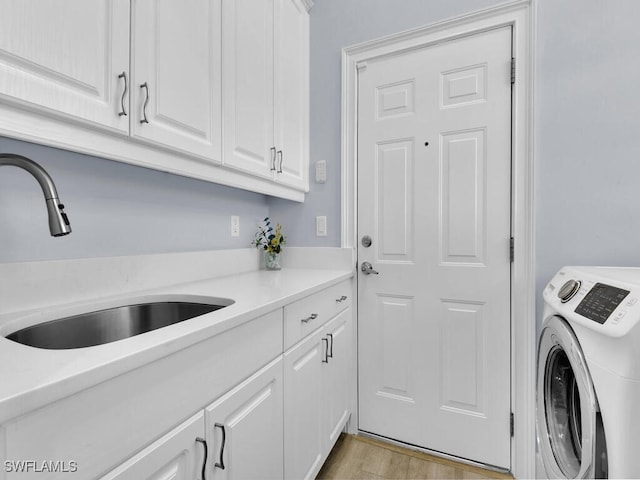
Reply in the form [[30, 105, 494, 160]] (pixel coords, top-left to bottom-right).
[[510, 237, 514, 263], [510, 412, 514, 437], [510, 57, 516, 85]]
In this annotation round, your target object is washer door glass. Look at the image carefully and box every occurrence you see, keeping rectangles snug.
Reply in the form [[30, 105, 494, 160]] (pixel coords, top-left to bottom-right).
[[545, 345, 583, 477]]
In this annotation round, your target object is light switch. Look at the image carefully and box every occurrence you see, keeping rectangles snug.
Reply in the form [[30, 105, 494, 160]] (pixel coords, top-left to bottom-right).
[[315, 160, 327, 183], [316, 216, 327, 236]]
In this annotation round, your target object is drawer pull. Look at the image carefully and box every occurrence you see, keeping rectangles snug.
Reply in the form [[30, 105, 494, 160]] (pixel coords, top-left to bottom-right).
[[327, 333, 334, 358], [214, 423, 226, 470], [301, 313, 318, 323], [322, 337, 329, 363], [336, 295, 348, 303], [196, 437, 208, 480]]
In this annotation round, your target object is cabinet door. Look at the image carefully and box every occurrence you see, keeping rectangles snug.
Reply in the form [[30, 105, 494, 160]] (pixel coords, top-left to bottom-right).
[[100, 411, 206, 480], [0, 0, 129, 132], [284, 329, 325, 480], [132, 0, 222, 161], [274, 0, 309, 191], [222, 0, 275, 178], [323, 308, 352, 452], [205, 357, 283, 480]]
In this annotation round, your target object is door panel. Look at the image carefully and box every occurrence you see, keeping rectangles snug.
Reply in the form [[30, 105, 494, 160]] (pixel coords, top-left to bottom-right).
[[377, 140, 414, 260], [440, 129, 486, 264], [358, 27, 512, 469], [379, 295, 414, 401], [440, 300, 485, 413]]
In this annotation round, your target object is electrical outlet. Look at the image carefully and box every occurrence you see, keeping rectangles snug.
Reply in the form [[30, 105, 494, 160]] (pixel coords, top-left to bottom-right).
[[316, 216, 327, 236], [315, 160, 327, 183], [231, 216, 240, 237]]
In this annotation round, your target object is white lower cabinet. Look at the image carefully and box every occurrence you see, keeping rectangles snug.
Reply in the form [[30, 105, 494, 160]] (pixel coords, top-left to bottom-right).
[[284, 306, 352, 480], [101, 412, 206, 480], [0, 282, 352, 480], [205, 357, 284, 480], [323, 309, 351, 452], [284, 328, 325, 480]]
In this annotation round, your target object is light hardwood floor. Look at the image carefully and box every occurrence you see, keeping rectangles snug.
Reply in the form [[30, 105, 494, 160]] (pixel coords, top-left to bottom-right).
[[317, 434, 513, 480]]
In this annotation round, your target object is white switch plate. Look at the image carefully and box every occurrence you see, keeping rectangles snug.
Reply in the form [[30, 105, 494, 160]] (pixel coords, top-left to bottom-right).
[[231, 216, 240, 237], [315, 160, 326, 183], [316, 216, 327, 236]]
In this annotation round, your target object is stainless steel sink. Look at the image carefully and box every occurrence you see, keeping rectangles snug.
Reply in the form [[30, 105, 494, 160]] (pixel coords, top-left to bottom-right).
[[6, 300, 232, 349]]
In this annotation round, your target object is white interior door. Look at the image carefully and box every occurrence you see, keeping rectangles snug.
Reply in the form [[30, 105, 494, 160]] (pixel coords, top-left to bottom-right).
[[357, 27, 512, 469]]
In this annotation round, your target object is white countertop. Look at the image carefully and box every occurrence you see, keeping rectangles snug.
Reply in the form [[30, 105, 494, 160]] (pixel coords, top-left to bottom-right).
[[0, 266, 352, 424]]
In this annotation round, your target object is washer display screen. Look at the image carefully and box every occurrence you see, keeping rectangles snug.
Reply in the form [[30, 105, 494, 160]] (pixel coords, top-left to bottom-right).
[[575, 283, 630, 324]]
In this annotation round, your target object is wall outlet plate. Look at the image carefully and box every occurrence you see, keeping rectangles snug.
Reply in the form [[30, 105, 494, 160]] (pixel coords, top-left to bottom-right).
[[231, 216, 240, 237], [316, 216, 327, 236], [315, 160, 327, 183]]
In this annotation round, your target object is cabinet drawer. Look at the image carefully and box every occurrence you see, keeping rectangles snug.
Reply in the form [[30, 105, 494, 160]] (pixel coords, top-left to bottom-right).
[[284, 280, 351, 349]]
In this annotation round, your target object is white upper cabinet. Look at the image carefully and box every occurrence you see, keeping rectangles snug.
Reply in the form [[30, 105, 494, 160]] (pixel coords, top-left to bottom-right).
[[223, 0, 309, 191], [0, 0, 309, 200], [274, 0, 309, 190], [0, 0, 129, 132], [132, 0, 221, 162], [222, 0, 275, 179]]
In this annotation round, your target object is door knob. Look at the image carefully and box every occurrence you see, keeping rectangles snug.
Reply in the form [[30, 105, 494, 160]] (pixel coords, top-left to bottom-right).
[[361, 262, 379, 275]]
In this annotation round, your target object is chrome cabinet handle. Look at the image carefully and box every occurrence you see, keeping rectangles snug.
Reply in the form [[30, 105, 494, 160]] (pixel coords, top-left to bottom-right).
[[195, 437, 208, 480], [118, 72, 128, 117], [214, 423, 226, 470], [301, 313, 318, 323], [327, 333, 333, 358], [140, 82, 150, 124], [361, 262, 379, 275], [322, 337, 329, 363], [336, 295, 348, 303], [276, 150, 283, 173], [270, 147, 276, 171]]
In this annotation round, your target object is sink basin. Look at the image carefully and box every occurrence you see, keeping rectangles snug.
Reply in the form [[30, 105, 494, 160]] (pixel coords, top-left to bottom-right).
[[6, 300, 232, 349]]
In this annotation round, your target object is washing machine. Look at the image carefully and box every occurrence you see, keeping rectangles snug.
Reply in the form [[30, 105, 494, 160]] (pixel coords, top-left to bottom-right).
[[537, 266, 640, 479]]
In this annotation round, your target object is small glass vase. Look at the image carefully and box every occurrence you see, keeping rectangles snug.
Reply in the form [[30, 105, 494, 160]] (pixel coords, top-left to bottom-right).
[[265, 251, 281, 270]]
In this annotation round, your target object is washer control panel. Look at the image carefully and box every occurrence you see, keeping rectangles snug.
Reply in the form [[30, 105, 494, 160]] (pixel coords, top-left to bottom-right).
[[575, 282, 630, 324]]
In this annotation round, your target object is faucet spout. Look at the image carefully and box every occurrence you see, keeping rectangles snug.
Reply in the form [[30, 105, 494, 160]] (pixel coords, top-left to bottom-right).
[[0, 153, 71, 237]]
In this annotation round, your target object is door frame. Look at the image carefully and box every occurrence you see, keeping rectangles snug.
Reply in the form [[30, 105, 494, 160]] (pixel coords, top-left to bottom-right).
[[340, 1, 535, 477]]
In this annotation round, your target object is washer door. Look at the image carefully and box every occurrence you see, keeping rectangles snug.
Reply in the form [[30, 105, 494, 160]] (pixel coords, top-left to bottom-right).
[[537, 316, 600, 479]]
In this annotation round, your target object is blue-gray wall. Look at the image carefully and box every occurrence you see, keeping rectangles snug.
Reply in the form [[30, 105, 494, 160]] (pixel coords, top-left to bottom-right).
[[0, 137, 268, 262], [535, 0, 640, 308]]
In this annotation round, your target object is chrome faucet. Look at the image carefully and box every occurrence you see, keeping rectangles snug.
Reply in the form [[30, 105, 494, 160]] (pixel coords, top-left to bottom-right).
[[0, 153, 71, 237]]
